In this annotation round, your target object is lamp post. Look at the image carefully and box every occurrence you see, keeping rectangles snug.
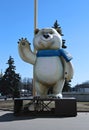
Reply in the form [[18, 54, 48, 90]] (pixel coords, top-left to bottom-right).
[[33, 0, 38, 96], [34, 0, 38, 32]]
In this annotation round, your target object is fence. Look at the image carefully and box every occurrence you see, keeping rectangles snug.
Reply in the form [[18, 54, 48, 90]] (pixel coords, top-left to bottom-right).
[[63, 92, 89, 102]]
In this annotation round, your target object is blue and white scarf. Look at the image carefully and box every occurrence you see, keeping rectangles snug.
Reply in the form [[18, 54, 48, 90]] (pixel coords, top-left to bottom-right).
[[36, 49, 72, 62]]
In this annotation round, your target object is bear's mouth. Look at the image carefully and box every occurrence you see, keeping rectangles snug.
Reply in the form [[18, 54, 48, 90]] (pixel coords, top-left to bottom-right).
[[39, 39, 54, 49]]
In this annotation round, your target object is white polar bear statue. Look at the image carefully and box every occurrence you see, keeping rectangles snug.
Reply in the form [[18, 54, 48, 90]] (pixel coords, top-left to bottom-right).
[[18, 28, 74, 98]]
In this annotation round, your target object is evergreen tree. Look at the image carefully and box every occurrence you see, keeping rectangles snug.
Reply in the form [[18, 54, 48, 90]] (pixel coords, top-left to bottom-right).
[[52, 20, 63, 36], [52, 20, 72, 92], [52, 20, 67, 48], [63, 80, 71, 92], [0, 56, 21, 97]]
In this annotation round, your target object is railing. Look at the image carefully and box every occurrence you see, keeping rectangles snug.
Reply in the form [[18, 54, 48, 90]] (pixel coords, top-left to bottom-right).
[[63, 92, 89, 101]]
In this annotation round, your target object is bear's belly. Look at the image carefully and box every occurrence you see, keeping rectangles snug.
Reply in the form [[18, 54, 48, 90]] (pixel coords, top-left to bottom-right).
[[35, 57, 64, 85]]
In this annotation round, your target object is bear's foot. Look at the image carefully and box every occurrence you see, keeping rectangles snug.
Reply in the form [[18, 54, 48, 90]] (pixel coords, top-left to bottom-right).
[[55, 93, 63, 99], [48, 93, 63, 99]]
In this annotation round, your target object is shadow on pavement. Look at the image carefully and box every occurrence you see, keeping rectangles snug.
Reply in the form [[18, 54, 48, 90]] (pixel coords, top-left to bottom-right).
[[0, 112, 36, 122], [0, 110, 74, 122]]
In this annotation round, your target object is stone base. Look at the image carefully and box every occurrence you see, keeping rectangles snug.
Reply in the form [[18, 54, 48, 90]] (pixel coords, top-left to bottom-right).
[[14, 97, 77, 117], [55, 98, 77, 117]]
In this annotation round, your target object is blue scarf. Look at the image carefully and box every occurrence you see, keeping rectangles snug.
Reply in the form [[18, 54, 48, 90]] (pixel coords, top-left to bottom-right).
[[36, 49, 72, 62]]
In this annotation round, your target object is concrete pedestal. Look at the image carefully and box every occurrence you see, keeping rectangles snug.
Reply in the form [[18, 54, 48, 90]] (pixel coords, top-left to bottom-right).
[[55, 98, 77, 117], [14, 97, 77, 117]]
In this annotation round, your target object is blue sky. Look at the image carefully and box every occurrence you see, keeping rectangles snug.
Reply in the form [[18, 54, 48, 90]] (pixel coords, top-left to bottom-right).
[[0, 0, 89, 87]]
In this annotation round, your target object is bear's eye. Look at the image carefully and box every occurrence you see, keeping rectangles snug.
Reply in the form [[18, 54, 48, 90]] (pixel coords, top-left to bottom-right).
[[49, 31, 53, 34]]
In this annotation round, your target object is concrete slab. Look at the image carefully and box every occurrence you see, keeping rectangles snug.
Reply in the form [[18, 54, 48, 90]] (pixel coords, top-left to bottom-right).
[[0, 110, 89, 130]]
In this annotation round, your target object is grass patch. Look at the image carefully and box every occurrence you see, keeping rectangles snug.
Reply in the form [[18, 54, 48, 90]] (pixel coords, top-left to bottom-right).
[[0, 99, 89, 112], [0, 100, 14, 111], [77, 102, 89, 112]]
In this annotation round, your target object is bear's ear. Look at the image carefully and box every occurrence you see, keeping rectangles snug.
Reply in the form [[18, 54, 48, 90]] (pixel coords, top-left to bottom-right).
[[34, 28, 40, 35]]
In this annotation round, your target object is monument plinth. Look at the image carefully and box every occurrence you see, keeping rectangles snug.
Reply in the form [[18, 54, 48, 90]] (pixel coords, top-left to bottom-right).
[[14, 96, 77, 117]]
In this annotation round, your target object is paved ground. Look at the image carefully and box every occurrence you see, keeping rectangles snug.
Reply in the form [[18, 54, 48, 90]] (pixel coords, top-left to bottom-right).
[[0, 110, 89, 130]]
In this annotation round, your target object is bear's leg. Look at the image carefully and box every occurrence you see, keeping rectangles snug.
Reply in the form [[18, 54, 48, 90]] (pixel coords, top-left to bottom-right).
[[35, 81, 48, 97], [53, 79, 65, 98]]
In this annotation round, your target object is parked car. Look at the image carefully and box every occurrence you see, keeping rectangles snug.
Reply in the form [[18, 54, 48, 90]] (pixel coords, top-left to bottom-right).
[[0, 95, 7, 100]]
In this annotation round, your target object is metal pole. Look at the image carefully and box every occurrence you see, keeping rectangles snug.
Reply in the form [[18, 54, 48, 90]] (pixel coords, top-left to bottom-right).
[[33, 0, 38, 96], [34, 0, 38, 32]]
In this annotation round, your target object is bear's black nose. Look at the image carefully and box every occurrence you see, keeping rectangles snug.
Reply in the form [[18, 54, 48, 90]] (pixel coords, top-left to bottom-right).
[[43, 34, 50, 39]]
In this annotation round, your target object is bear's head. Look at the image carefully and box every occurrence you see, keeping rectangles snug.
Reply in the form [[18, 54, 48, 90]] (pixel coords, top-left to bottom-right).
[[33, 28, 62, 50]]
